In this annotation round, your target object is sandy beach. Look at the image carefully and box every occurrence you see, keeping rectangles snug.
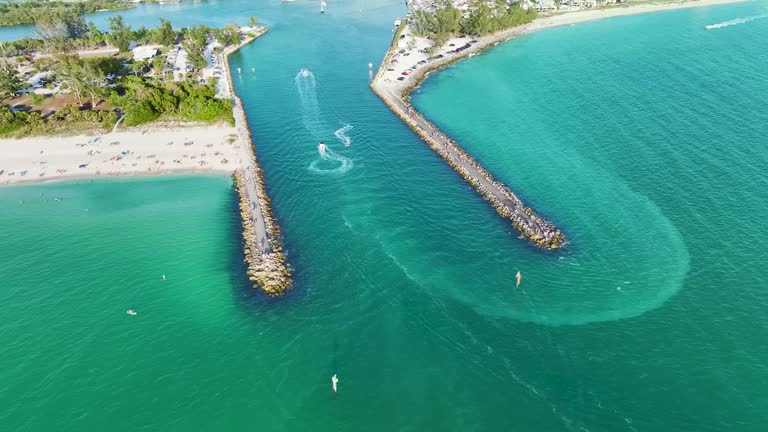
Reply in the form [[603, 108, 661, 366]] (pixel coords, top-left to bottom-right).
[[0, 123, 243, 185], [377, 0, 748, 95]]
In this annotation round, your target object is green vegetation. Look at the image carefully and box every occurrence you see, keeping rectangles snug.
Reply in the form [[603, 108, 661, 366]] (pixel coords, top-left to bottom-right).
[[179, 24, 240, 71], [56, 55, 122, 108], [155, 18, 176, 47], [0, 103, 117, 137], [411, 0, 537, 47], [111, 76, 233, 126], [0, 71, 233, 137], [0, 12, 249, 137], [0, 14, 253, 137], [106, 15, 133, 52], [0, 0, 131, 27], [0, 64, 24, 99], [181, 25, 208, 70]]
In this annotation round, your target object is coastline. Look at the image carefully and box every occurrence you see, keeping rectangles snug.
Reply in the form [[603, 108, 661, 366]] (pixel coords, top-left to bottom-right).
[[371, 0, 744, 250], [0, 27, 292, 295], [382, 0, 748, 96], [222, 28, 293, 296], [0, 123, 242, 186], [374, 0, 751, 98]]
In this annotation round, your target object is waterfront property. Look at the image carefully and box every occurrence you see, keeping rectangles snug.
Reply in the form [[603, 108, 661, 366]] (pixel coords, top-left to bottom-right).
[[0, 22, 291, 295], [1, 0, 766, 430]]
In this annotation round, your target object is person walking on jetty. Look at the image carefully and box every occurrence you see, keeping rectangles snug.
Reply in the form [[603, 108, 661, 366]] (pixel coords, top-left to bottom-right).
[[331, 374, 339, 395], [515, 271, 522, 289]]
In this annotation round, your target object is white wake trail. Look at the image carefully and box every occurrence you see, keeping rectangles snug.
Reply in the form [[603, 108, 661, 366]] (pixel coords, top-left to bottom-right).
[[295, 69, 323, 136], [705, 13, 768, 30], [309, 146, 353, 175], [334, 125, 354, 147]]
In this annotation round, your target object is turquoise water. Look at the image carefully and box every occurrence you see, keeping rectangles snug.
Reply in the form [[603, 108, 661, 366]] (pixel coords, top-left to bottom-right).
[[3, 1, 768, 430]]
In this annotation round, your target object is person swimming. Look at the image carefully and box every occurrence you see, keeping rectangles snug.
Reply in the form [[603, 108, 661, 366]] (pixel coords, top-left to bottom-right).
[[331, 374, 339, 394], [515, 271, 522, 289]]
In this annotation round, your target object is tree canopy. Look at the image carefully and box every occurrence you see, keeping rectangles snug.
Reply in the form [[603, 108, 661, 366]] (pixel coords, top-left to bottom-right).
[[0, 64, 24, 100], [107, 15, 133, 52], [411, 0, 537, 47], [0, 0, 131, 27]]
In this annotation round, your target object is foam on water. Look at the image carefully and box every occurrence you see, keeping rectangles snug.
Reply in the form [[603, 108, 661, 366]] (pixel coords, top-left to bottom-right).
[[308, 145, 353, 175], [294, 69, 323, 136], [4, 1, 768, 430], [705, 13, 768, 29], [334, 124, 354, 146]]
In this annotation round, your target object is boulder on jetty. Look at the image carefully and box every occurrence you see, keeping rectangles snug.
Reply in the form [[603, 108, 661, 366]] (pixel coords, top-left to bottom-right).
[[224, 27, 292, 295], [234, 170, 292, 295], [370, 45, 566, 249]]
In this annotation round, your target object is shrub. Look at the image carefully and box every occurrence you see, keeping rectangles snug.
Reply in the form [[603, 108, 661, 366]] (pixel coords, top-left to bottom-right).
[[124, 100, 159, 126]]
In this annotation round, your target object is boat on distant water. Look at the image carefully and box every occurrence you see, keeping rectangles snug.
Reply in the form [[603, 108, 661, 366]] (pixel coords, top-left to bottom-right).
[[320, 1, 327, 13]]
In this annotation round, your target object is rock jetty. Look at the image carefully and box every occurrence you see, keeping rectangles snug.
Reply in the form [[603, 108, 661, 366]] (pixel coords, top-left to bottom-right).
[[225, 28, 292, 294], [370, 24, 566, 250]]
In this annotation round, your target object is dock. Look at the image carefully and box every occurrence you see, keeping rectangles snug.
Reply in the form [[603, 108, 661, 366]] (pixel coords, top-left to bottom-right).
[[224, 28, 292, 294]]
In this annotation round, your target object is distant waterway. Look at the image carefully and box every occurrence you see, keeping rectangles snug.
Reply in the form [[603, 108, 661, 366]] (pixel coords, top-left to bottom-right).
[[2, 1, 768, 431]]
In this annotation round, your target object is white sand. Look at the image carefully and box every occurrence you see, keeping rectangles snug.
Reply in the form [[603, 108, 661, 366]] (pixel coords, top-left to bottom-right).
[[0, 124, 243, 185], [377, 0, 748, 95]]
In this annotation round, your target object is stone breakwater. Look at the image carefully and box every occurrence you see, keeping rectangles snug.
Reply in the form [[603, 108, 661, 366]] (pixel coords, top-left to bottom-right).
[[370, 29, 565, 249], [233, 170, 291, 294], [225, 28, 292, 294]]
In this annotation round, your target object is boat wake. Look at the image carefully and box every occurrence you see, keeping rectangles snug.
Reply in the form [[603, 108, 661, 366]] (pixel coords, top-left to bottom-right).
[[705, 13, 768, 30], [295, 68, 323, 136], [334, 125, 353, 147], [308, 146, 353, 175]]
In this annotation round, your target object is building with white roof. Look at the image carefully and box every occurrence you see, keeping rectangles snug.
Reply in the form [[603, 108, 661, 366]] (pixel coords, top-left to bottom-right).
[[132, 46, 158, 61]]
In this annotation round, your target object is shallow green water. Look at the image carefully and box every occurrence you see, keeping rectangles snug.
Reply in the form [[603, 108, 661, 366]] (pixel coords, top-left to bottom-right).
[[2, 1, 768, 431]]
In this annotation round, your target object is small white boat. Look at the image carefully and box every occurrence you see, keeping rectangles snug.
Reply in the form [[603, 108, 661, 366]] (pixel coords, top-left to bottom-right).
[[127, 309, 137, 316], [320, 0, 327, 13]]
